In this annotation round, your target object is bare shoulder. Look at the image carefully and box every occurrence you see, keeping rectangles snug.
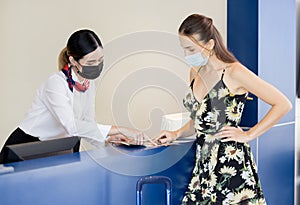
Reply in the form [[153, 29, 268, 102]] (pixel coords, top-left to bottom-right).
[[223, 62, 258, 94], [225, 62, 254, 80], [225, 61, 276, 94], [225, 62, 292, 112]]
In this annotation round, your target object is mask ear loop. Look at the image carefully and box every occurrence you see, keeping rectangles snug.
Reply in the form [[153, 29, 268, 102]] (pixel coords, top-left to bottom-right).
[[76, 67, 81, 74], [188, 35, 214, 55], [70, 63, 84, 80], [209, 49, 214, 57], [73, 61, 82, 74]]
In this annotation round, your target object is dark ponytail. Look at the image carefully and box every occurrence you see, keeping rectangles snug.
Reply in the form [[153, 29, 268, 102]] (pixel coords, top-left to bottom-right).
[[178, 14, 237, 63]]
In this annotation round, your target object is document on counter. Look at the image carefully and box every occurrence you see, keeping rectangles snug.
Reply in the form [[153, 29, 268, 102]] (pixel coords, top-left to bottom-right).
[[109, 138, 194, 148]]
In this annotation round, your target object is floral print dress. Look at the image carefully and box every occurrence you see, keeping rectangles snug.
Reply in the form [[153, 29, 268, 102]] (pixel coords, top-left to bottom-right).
[[181, 69, 266, 205]]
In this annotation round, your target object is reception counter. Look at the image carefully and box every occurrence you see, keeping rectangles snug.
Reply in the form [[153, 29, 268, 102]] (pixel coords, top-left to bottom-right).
[[0, 140, 196, 205]]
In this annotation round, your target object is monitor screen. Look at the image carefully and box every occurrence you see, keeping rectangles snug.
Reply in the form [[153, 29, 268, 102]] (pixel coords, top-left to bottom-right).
[[5, 137, 80, 163]]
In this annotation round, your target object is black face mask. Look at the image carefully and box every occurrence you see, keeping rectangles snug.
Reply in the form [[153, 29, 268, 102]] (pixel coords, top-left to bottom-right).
[[77, 62, 103, 80]]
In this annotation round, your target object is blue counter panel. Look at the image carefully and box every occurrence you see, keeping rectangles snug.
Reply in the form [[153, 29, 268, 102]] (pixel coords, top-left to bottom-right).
[[0, 141, 196, 205], [258, 124, 295, 205]]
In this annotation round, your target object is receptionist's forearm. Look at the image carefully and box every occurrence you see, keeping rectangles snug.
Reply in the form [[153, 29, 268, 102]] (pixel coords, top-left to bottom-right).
[[107, 125, 123, 136], [107, 125, 135, 137]]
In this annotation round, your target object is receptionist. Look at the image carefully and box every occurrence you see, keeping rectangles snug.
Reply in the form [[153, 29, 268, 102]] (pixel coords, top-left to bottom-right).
[[0, 29, 146, 164]]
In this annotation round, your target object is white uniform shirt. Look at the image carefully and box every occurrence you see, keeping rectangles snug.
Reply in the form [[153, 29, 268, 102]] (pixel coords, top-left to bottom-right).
[[19, 71, 111, 143]]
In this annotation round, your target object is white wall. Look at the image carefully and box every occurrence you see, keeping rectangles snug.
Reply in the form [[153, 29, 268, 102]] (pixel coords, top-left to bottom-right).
[[0, 0, 226, 147]]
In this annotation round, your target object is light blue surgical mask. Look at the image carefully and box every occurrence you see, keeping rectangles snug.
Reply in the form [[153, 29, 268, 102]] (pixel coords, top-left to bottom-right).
[[184, 51, 209, 67]]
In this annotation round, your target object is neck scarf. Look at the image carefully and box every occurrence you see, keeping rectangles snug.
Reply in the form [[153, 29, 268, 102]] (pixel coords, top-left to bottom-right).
[[61, 64, 90, 92]]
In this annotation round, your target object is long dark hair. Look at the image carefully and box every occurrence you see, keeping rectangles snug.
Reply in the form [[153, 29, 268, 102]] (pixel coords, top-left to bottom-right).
[[178, 14, 237, 63], [58, 29, 103, 70]]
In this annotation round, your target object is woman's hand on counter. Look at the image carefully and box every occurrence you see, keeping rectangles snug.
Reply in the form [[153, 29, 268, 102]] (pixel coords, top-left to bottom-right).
[[106, 134, 131, 145], [107, 126, 149, 145], [153, 130, 178, 145]]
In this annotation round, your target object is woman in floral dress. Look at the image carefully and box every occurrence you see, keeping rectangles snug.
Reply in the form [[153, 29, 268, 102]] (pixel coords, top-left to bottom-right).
[[154, 14, 292, 204]]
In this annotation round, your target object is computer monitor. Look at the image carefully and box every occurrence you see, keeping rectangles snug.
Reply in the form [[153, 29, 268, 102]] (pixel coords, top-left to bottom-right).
[[5, 137, 80, 163]]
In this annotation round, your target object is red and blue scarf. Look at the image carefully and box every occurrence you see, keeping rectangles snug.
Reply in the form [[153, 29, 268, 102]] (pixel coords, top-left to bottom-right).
[[61, 64, 90, 92]]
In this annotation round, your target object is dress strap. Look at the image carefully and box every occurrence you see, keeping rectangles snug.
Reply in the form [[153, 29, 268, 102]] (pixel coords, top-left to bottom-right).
[[221, 68, 226, 80], [190, 78, 195, 91]]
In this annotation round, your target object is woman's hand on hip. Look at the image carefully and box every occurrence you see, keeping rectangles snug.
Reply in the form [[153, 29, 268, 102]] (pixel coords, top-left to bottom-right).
[[215, 126, 252, 143]]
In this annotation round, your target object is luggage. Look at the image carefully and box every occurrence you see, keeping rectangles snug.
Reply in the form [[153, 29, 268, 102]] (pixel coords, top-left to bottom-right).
[[136, 176, 172, 205]]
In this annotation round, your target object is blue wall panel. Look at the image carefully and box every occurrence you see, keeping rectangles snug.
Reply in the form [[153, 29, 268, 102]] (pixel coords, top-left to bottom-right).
[[228, 0, 296, 204], [258, 0, 296, 123], [227, 0, 258, 128], [257, 1, 296, 204]]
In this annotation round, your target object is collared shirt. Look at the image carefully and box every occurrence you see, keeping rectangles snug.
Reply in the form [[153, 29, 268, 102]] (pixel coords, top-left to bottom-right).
[[19, 71, 111, 143]]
